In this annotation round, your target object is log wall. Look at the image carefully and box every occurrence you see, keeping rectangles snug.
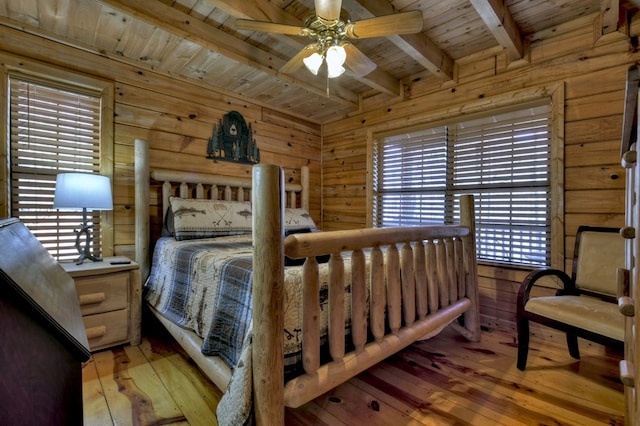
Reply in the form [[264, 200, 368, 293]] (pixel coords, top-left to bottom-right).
[[322, 13, 636, 331], [0, 25, 321, 260]]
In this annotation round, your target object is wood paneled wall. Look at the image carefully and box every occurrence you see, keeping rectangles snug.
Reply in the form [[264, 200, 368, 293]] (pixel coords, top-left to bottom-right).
[[322, 13, 636, 331], [0, 25, 321, 260]]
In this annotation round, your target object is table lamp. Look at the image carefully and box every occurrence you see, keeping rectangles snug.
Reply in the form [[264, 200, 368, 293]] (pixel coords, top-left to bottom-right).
[[53, 173, 113, 264]]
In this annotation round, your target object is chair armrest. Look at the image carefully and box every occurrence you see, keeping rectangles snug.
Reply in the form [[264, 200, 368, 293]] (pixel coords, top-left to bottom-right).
[[517, 268, 575, 312]]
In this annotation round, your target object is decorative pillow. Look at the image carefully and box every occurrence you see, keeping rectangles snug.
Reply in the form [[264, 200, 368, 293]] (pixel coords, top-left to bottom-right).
[[284, 208, 317, 231], [161, 206, 175, 237], [169, 197, 253, 240]]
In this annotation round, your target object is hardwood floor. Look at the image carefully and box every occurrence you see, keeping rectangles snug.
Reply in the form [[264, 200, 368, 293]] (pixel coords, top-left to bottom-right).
[[82, 321, 625, 425]]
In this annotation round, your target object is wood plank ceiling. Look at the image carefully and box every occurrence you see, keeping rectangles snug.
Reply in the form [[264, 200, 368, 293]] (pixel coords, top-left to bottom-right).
[[0, 0, 628, 122]]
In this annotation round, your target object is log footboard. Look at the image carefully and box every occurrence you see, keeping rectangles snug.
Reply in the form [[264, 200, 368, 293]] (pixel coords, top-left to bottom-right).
[[284, 298, 472, 407], [252, 164, 479, 421]]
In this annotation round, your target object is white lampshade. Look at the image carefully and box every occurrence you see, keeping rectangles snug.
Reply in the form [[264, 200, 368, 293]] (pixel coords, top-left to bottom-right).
[[327, 63, 345, 78], [303, 52, 324, 76], [54, 173, 113, 210], [326, 45, 346, 67], [326, 45, 346, 78]]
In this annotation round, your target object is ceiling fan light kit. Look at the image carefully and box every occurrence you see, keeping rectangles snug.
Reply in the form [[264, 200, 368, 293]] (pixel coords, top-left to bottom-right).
[[235, 0, 423, 79]]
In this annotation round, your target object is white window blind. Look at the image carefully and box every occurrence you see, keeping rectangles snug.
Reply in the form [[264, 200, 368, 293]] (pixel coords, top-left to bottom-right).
[[374, 126, 448, 226], [9, 75, 103, 261], [374, 103, 552, 267]]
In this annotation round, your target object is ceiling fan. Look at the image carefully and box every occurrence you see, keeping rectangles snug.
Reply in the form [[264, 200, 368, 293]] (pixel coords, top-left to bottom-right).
[[235, 0, 423, 79]]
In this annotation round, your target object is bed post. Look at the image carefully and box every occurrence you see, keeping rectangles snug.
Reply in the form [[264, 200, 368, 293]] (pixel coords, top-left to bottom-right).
[[134, 139, 150, 282], [252, 164, 285, 425], [460, 194, 481, 342]]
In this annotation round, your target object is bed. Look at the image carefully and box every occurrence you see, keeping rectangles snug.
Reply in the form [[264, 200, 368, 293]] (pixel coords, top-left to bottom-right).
[[133, 138, 481, 425]]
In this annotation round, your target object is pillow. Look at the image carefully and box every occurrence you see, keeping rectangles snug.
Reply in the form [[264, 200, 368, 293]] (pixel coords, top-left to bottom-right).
[[161, 205, 175, 237], [284, 208, 317, 231], [170, 197, 252, 240]]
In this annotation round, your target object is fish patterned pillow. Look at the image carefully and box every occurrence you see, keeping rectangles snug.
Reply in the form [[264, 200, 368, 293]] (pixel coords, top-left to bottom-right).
[[169, 197, 253, 240], [284, 208, 318, 231]]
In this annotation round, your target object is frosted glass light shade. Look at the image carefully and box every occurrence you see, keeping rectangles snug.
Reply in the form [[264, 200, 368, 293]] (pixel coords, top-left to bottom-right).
[[326, 45, 346, 66], [54, 173, 113, 210], [327, 63, 345, 78], [326, 45, 346, 78], [303, 52, 323, 75]]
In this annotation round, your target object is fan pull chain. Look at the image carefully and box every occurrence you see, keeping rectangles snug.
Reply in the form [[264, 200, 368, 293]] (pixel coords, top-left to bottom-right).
[[326, 73, 330, 97], [327, 77, 329, 97]]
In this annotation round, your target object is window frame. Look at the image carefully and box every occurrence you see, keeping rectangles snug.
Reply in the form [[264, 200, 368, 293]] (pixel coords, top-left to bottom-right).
[[366, 85, 564, 270], [0, 53, 115, 258]]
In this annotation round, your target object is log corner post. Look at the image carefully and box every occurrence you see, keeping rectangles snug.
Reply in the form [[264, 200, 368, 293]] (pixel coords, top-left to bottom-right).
[[252, 164, 285, 425]]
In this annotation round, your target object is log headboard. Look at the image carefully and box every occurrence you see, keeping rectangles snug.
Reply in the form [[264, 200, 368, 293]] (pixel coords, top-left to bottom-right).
[[151, 168, 309, 225], [133, 138, 310, 280]]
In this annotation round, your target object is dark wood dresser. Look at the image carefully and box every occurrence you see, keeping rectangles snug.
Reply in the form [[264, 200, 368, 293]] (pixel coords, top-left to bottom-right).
[[0, 218, 90, 426]]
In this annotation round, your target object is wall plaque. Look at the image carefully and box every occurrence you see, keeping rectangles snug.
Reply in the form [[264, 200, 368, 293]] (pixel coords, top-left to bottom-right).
[[206, 111, 260, 164]]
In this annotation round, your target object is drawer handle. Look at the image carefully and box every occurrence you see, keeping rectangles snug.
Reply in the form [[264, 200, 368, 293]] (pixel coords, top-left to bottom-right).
[[620, 360, 636, 387], [86, 325, 107, 339], [620, 226, 635, 239], [79, 292, 106, 306]]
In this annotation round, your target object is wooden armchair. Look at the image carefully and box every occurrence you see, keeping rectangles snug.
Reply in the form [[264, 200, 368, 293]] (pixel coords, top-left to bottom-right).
[[516, 226, 625, 370]]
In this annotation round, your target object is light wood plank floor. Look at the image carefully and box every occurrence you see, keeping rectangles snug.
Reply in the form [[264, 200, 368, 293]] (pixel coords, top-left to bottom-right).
[[83, 322, 625, 425]]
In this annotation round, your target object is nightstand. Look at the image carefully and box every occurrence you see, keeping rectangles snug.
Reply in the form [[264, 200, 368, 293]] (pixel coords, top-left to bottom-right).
[[60, 256, 141, 352]]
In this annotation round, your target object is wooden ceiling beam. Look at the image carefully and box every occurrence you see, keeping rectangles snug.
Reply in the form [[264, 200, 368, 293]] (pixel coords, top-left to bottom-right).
[[468, 0, 524, 61], [351, 0, 454, 81], [207, 0, 402, 96], [98, 0, 359, 107], [600, 0, 620, 35], [202, 0, 303, 51], [202, 0, 301, 26]]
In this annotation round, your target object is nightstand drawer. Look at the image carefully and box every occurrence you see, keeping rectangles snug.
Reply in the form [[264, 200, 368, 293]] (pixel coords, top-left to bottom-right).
[[61, 257, 141, 352], [75, 272, 129, 315], [83, 309, 129, 350]]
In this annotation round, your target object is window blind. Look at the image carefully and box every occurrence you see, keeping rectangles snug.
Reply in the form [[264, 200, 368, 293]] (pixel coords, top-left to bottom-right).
[[374, 126, 448, 226], [9, 75, 103, 261], [374, 103, 552, 267]]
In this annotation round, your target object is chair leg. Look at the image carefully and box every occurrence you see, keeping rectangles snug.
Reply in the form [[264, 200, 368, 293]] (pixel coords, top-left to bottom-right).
[[517, 317, 530, 371], [566, 333, 580, 359]]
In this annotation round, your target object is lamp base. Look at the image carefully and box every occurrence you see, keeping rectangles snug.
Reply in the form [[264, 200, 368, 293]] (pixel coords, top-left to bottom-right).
[[74, 222, 102, 265]]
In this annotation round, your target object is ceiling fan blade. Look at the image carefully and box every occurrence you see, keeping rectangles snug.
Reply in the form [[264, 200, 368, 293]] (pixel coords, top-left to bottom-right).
[[236, 19, 308, 36], [315, 0, 342, 21], [345, 10, 423, 39], [342, 43, 377, 77], [280, 44, 320, 74]]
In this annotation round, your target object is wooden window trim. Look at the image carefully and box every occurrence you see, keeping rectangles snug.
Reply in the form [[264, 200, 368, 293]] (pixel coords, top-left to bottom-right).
[[367, 83, 564, 270], [0, 53, 115, 256]]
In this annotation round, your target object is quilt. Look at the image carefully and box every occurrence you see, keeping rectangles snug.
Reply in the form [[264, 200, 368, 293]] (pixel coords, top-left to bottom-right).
[[144, 235, 357, 380]]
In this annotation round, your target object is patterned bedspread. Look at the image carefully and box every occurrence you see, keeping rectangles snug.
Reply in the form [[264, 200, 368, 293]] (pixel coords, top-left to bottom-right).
[[144, 235, 352, 379]]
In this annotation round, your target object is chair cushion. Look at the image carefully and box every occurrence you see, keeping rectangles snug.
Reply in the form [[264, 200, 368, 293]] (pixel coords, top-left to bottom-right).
[[525, 295, 624, 342], [575, 231, 624, 296]]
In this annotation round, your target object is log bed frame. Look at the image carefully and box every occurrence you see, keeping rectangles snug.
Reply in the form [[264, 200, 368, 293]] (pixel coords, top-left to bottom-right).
[[133, 139, 481, 425]]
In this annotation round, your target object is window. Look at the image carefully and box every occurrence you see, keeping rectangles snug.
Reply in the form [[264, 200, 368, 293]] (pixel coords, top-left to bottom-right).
[[6, 69, 113, 261], [373, 102, 552, 267]]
